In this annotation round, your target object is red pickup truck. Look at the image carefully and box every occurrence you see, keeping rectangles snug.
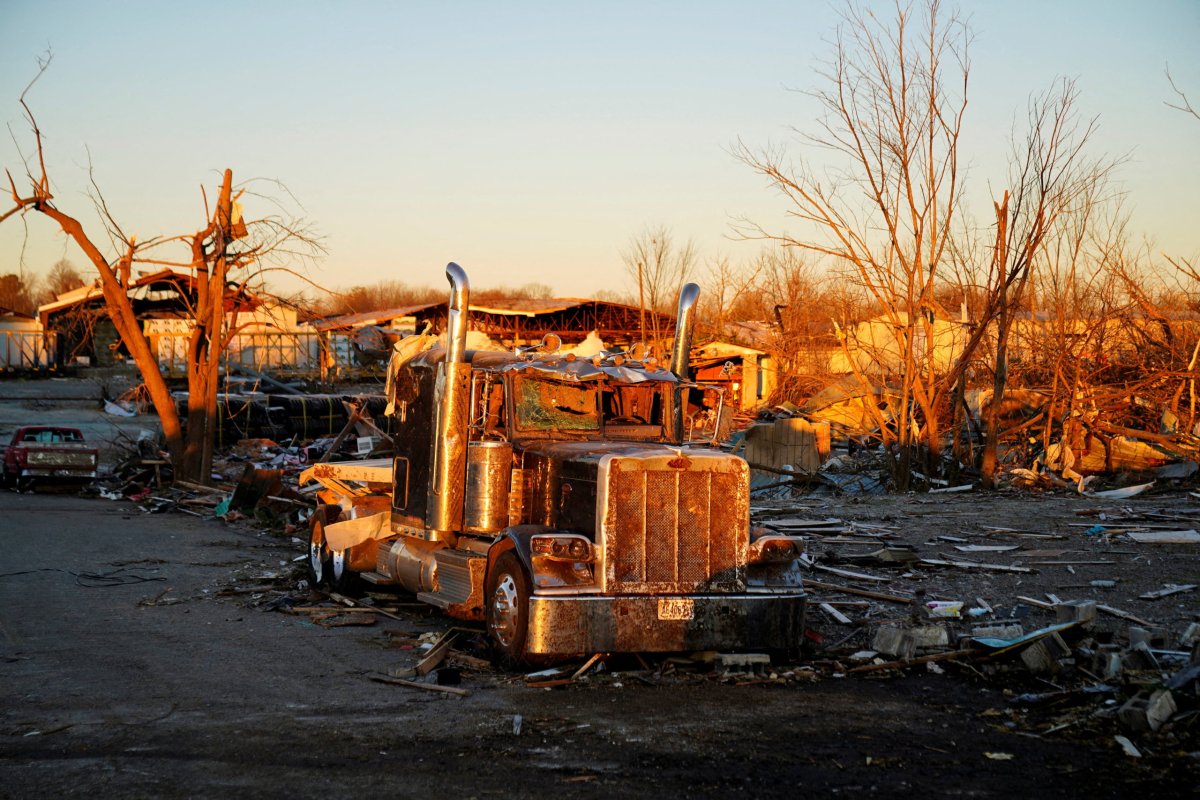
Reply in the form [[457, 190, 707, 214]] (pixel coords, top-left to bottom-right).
[[1, 426, 99, 492]]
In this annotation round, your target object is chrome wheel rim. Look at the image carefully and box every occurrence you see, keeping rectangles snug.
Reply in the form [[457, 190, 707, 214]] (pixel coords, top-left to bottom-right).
[[308, 540, 325, 584], [490, 573, 519, 647]]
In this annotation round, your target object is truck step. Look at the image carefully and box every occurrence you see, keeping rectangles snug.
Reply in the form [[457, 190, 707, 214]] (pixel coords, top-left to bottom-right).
[[359, 571, 395, 585], [416, 549, 487, 613]]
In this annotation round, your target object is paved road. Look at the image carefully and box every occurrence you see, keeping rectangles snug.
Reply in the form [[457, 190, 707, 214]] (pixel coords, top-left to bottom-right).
[[0, 490, 1192, 799]]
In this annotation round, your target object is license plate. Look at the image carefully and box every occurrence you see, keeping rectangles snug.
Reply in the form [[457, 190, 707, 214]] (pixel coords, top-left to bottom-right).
[[657, 598, 694, 621]]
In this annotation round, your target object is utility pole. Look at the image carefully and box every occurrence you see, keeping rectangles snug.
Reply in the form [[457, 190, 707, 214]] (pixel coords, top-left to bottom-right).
[[637, 260, 646, 349]]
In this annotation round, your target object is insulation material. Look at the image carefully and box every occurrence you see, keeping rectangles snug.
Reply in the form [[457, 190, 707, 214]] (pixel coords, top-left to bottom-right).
[[323, 510, 390, 551], [385, 333, 438, 417]]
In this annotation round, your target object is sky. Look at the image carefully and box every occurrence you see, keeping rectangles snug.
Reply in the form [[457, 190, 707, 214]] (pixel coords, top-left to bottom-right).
[[0, 0, 1197, 302]]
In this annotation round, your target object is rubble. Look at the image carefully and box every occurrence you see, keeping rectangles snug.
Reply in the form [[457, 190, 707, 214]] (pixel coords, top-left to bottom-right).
[[23, 372, 1196, 769]]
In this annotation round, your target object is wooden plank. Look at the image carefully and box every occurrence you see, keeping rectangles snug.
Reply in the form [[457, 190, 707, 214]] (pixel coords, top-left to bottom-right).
[[415, 632, 458, 676], [921, 558, 1034, 574], [1096, 604, 1155, 627], [570, 653, 606, 681], [819, 602, 853, 625], [368, 675, 470, 697], [287, 606, 379, 613], [1138, 584, 1197, 601], [328, 592, 410, 623], [954, 545, 1018, 553], [802, 579, 913, 605], [1126, 530, 1200, 544], [847, 649, 983, 674], [810, 563, 892, 583]]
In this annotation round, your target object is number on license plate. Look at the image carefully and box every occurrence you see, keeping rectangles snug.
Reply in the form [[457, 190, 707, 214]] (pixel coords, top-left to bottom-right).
[[657, 598, 695, 621]]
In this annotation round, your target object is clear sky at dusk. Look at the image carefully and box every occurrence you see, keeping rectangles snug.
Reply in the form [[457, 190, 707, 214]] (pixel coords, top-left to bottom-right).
[[1, 1, 1197, 300]]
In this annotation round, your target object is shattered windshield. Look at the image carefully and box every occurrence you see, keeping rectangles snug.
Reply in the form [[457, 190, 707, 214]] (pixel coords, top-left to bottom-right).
[[513, 376, 600, 433]]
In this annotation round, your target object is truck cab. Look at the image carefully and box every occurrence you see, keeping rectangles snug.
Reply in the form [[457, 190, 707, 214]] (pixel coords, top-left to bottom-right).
[[302, 264, 806, 664]]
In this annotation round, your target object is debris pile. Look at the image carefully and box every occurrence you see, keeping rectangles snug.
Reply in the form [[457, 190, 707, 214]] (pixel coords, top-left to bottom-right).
[[761, 498, 1199, 752], [96, 391, 395, 532]]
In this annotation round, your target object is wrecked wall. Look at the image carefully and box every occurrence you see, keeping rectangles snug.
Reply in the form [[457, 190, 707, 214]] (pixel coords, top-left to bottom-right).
[[743, 417, 831, 475]]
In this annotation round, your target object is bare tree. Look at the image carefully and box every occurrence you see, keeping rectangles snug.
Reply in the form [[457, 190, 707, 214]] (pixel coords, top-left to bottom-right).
[[39, 258, 85, 304], [3, 58, 321, 483], [735, 0, 970, 485], [730, 247, 850, 404], [1022, 187, 1126, 458], [0, 273, 38, 314], [976, 80, 1119, 486], [1165, 66, 1199, 123], [317, 280, 442, 317], [621, 225, 697, 357], [697, 254, 763, 337]]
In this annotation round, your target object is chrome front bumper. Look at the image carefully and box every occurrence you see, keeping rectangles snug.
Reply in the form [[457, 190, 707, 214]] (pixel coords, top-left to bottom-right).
[[525, 592, 806, 657]]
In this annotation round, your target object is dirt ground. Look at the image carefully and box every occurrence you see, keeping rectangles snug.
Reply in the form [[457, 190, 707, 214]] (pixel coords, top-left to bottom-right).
[[0, 379, 1197, 797], [0, 490, 1195, 797]]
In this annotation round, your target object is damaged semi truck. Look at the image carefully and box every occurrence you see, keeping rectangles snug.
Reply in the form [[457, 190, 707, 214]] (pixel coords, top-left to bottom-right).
[[301, 263, 806, 665]]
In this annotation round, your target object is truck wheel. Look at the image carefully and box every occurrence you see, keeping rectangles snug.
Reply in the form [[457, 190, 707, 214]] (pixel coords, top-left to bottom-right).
[[330, 547, 360, 594], [306, 508, 334, 588], [486, 552, 531, 667]]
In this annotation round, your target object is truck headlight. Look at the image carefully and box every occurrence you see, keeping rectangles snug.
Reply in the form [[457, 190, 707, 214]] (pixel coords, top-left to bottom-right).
[[531, 534, 593, 562], [749, 535, 804, 564], [530, 534, 596, 588]]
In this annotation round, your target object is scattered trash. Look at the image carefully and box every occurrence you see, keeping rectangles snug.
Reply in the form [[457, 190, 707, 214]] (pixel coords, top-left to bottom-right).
[[1113, 735, 1142, 758], [925, 601, 963, 618]]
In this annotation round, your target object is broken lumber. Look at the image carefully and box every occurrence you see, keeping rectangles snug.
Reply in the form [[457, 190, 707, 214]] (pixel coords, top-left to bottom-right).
[[1126, 530, 1200, 544], [327, 592, 409, 623], [819, 603, 853, 625], [921, 558, 1033, 574], [803, 579, 913, 605], [847, 649, 983, 674], [1138, 584, 1197, 601], [928, 484, 974, 494], [368, 675, 470, 697], [571, 653, 606, 681], [415, 632, 458, 676], [1096, 604, 1155, 627], [809, 563, 892, 583]]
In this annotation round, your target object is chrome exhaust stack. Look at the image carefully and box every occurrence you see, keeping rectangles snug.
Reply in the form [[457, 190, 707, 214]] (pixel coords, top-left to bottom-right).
[[427, 263, 472, 535], [670, 282, 700, 440], [445, 262, 470, 366]]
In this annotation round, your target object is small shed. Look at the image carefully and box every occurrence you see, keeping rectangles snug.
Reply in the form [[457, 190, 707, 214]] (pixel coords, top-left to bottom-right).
[[0, 307, 52, 369]]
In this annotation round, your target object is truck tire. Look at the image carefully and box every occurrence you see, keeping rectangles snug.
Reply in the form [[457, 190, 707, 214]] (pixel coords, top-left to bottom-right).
[[306, 506, 337, 589], [330, 546, 360, 594], [486, 552, 531, 668]]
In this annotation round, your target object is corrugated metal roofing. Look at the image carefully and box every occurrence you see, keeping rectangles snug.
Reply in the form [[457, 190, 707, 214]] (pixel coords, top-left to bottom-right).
[[310, 303, 439, 332], [313, 297, 650, 331]]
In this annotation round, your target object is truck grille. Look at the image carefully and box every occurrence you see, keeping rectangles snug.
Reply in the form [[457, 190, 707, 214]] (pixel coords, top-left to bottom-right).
[[27, 451, 95, 467], [601, 454, 747, 594]]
